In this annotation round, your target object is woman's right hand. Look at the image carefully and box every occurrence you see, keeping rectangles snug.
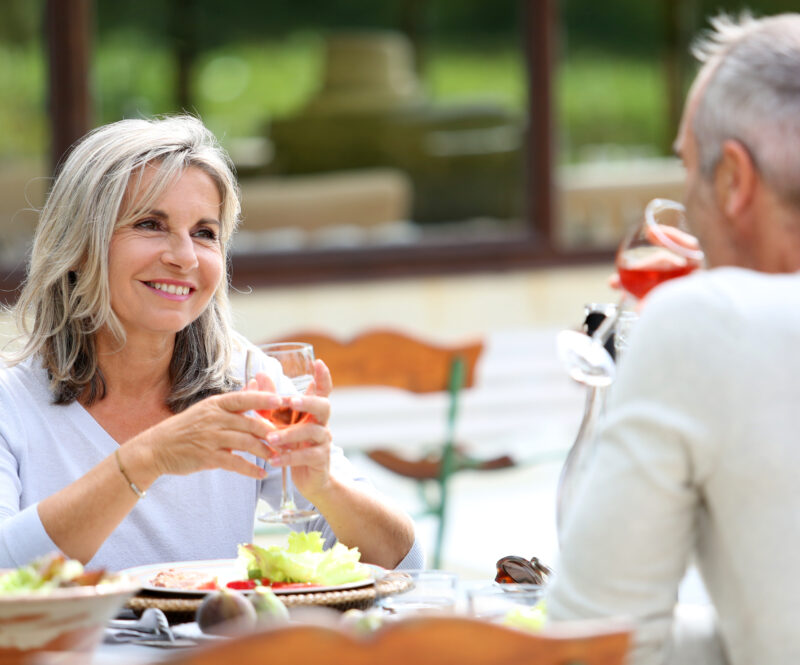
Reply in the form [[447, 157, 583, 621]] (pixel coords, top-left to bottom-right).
[[133, 390, 284, 480]]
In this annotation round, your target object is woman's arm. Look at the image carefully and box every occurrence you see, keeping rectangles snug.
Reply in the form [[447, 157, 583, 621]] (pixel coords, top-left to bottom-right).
[[305, 474, 416, 569], [261, 359, 416, 569], [36, 389, 281, 564]]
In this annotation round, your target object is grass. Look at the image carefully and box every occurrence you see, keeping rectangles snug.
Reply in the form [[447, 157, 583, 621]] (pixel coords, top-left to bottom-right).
[[0, 36, 671, 165], [559, 50, 671, 159], [0, 42, 46, 163]]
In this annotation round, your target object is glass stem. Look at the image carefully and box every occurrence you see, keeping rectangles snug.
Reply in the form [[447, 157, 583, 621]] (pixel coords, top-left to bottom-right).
[[280, 467, 294, 510]]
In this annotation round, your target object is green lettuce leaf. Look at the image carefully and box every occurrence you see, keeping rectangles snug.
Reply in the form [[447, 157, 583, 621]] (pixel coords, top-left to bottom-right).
[[502, 600, 547, 632], [286, 531, 324, 554], [0, 553, 87, 594], [237, 532, 369, 586]]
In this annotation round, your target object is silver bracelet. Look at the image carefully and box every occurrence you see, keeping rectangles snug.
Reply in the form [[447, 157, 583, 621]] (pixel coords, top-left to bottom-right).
[[115, 447, 146, 499]]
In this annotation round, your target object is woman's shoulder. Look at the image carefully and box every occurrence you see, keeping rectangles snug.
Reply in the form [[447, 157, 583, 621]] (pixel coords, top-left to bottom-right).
[[0, 356, 46, 394], [0, 356, 52, 430]]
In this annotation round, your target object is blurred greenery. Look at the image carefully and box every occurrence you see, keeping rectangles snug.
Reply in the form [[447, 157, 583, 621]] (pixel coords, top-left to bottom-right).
[[1, 0, 798, 164]]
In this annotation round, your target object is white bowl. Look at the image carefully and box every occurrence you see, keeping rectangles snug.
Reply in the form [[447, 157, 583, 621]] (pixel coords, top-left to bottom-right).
[[0, 578, 140, 663]]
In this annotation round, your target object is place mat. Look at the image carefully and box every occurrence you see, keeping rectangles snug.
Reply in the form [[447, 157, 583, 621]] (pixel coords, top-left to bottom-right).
[[127, 572, 412, 624]]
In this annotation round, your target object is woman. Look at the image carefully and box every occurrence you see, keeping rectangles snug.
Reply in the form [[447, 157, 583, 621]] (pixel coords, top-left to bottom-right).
[[0, 115, 420, 572]]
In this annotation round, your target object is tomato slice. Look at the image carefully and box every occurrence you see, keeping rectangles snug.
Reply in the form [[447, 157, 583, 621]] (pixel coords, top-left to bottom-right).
[[224, 578, 321, 591], [270, 581, 319, 590]]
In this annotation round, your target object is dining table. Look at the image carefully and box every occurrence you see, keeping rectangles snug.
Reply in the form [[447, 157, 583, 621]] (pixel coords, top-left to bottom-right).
[[89, 576, 500, 665]]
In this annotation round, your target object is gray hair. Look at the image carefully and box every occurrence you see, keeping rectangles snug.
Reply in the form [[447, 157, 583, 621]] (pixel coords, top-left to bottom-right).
[[691, 12, 800, 208], [7, 115, 241, 411]]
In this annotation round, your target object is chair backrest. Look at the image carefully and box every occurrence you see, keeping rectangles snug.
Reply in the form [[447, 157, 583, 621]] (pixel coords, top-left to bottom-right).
[[269, 328, 483, 394], [166, 616, 632, 665]]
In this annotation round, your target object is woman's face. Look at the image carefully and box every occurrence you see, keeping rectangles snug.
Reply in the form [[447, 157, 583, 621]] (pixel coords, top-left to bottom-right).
[[107, 165, 224, 341]]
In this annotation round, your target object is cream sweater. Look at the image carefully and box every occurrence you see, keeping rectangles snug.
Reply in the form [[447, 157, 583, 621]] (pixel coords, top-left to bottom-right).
[[547, 267, 800, 665]]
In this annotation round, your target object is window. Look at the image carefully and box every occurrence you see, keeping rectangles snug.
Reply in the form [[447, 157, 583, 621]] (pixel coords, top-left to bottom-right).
[[2, 0, 629, 299]]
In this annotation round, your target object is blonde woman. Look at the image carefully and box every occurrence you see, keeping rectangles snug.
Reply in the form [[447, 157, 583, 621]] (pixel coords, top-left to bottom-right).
[[0, 116, 419, 571]]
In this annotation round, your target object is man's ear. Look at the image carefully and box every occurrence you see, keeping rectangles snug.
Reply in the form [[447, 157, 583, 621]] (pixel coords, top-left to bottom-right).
[[713, 139, 757, 218]]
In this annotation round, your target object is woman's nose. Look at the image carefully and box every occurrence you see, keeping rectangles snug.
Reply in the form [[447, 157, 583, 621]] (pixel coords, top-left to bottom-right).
[[162, 232, 199, 270]]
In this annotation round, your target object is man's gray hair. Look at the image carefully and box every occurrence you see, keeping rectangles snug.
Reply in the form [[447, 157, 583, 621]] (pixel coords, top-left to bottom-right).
[[692, 12, 800, 208]]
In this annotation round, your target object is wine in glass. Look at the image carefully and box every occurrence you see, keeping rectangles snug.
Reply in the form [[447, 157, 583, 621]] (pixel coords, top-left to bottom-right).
[[557, 198, 704, 386], [616, 198, 704, 299], [245, 342, 318, 524]]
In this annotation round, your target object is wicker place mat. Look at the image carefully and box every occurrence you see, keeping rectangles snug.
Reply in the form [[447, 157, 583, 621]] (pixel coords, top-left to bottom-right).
[[127, 572, 413, 624]]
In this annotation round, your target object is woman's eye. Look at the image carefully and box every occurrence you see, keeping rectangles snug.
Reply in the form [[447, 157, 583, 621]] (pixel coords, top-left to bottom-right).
[[194, 228, 218, 241], [134, 219, 160, 231]]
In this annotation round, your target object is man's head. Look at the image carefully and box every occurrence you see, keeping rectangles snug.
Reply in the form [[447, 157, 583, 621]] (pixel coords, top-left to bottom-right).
[[676, 13, 800, 270]]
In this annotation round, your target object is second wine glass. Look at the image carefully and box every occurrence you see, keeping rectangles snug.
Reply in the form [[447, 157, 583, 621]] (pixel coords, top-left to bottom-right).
[[557, 198, 704, 387], [245, 342, 318, 524]]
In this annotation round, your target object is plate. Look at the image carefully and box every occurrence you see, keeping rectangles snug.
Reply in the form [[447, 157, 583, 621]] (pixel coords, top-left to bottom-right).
[[120, 559, 382, 597]]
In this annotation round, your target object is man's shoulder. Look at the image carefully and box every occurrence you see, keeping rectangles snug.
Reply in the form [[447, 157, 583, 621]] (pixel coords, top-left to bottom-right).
[[645, 267, 796, 316]]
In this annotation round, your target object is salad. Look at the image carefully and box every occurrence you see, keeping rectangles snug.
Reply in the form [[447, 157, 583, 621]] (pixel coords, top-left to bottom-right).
[[234, 531, 370, 589], [0, 552, 113, 594]]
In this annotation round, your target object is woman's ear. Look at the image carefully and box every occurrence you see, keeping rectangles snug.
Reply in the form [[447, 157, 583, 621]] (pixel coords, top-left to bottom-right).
[[713, 139, 757, 218]]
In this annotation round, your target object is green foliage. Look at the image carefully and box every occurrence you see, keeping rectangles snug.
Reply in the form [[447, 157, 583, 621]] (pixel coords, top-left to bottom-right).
[[0, 42, 46, 160], [0, 0, 42, 47], [5, 0, 797, 164], [558, 51, 669, 160], [425, 45, 526, 111]]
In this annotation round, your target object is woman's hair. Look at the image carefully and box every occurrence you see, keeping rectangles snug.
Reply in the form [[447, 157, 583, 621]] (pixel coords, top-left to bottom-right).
[[7, 114, 242, 411], [691, 12, 800, 209]]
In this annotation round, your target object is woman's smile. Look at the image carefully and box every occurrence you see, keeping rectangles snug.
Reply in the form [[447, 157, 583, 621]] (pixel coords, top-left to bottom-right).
[[142, 279, 196, 300]]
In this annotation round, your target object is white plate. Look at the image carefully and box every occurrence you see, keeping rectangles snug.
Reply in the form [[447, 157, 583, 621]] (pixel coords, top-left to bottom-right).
[[120, 559, 381, 597]]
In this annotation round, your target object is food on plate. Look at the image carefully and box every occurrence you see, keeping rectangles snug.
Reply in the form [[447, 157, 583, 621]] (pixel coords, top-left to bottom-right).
[[145, 531, 372, 592], [251, 586, 289, 625], [0, 552, 115, 594], [238, 531, 370, 587], [149, 568, 218, 591], [196, 587, 257, 636]]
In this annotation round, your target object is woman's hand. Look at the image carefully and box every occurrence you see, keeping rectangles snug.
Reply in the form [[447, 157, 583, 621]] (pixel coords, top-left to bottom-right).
[[137, 390, 285, 480], [263, 359, 334, 499]]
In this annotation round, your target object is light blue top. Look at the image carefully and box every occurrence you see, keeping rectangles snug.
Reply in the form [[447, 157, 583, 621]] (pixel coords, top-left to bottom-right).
[[0, 336, 423, 572]]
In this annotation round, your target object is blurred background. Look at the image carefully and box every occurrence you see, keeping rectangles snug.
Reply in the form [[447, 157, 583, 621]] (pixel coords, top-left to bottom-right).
[[0, 0, 793, 576]]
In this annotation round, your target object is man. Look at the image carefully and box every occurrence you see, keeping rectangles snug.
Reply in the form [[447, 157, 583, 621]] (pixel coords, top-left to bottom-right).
[[546, 13, 800, 665]]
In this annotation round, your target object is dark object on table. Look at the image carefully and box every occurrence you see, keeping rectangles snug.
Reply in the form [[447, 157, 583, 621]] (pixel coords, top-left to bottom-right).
[[495, 555, 552, 585], [584, 304, 617, 361]]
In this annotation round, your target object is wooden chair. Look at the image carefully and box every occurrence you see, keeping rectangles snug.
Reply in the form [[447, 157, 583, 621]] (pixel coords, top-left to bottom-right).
[[166, 616, 632, 665], [268, 329, 514, 569]]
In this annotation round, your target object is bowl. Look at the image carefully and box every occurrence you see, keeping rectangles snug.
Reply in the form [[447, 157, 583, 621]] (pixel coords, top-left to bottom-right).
[[0, 577, 140, 664]]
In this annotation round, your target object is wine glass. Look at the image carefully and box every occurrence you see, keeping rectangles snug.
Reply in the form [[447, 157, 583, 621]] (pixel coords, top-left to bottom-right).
[[557, 198, 704, 386], [245, 342, 319, 524]]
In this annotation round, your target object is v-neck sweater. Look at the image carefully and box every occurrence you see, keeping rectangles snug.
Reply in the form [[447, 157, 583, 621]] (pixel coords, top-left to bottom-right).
[[0, 338, 423, 571]]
